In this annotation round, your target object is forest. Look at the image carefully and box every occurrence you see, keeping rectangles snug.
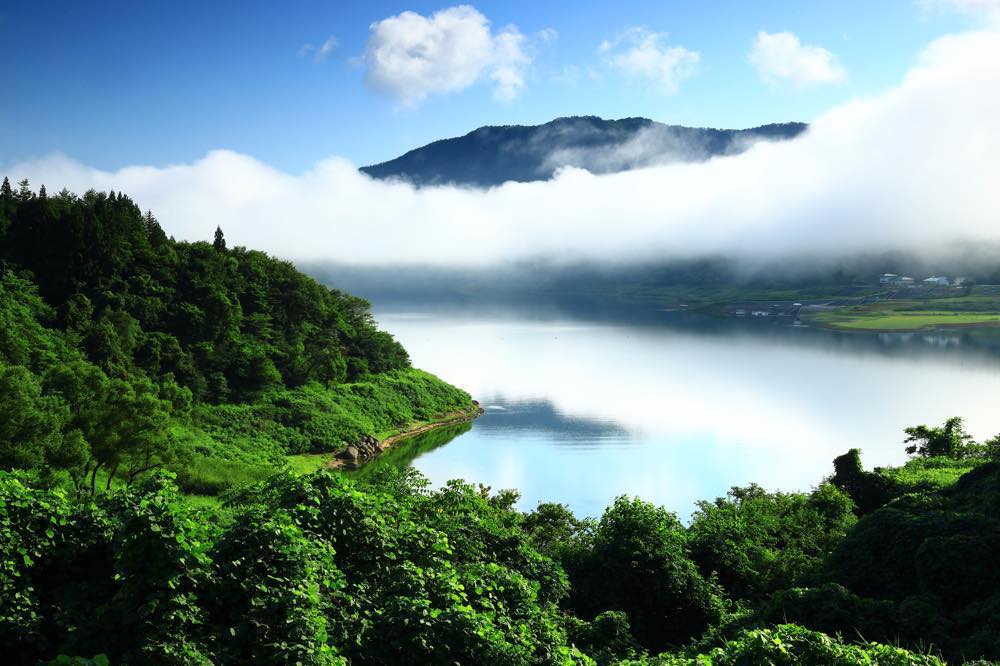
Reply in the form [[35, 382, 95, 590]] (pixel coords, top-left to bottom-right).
[[2, 181, 1000, 664], [0, 178, 473, 495]]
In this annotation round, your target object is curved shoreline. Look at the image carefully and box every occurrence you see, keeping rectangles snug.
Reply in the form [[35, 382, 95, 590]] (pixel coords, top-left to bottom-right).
[[326, 402, 483, 470]]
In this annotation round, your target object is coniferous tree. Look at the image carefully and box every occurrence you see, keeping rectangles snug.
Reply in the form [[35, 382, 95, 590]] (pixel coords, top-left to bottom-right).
[[0, 177, 12, 200], [213, 226, 226, 252], [17, 178, 31, 201]]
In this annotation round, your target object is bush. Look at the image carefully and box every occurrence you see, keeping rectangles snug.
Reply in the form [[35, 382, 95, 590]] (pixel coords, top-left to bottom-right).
[[623, 624, 945, 666], [562, 496, 726, 653], [687, 483, 855, 602]]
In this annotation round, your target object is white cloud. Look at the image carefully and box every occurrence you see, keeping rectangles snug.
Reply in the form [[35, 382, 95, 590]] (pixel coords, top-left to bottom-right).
[[748, 30, 847, 88], [6, 30, 1000, 269], [360, 5, 530, 106], [537, 28, 559, 44], [918, 0, 1000, 20], [299, 36, 338, 63], [314, 36, 338, 63], [600, 27, 699, 94]]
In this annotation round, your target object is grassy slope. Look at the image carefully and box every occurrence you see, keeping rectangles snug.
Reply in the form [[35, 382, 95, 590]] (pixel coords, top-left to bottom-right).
[[171, 368, 474, 495]]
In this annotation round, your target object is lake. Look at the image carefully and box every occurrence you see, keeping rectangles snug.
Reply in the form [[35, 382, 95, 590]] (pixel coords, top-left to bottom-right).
[[371, 301, 1000, 518]]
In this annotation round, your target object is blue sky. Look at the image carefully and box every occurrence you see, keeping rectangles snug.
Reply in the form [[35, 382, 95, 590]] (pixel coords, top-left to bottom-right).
[[0, 1, 978, 172]]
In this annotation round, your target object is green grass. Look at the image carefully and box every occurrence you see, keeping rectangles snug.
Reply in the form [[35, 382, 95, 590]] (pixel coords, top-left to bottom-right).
[[285, 452, 336, 475], [807, 297, 1000, 331], [182, 494, 224, 510], [287, 412, 476, 477], [812, 309, 1000, 331], [165, 368, 473, 496], [345, 421, 473, 480]]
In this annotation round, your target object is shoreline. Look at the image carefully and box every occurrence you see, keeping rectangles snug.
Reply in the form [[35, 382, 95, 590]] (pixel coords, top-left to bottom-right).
[[326, 402, 484, 471]]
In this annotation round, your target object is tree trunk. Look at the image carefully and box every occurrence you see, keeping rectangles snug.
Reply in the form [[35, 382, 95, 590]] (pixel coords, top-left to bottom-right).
[[105, 462, 119, 491], [89, 462, 101, 496]]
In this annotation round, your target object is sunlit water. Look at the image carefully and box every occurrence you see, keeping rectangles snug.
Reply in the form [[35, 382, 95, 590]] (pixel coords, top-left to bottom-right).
[[372, 303, 1000, 518]]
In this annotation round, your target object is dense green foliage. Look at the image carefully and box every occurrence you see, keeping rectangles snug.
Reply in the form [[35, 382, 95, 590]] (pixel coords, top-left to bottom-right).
[[1, 469, 589, 665], [621, 624, 945, 665], [559, 497, 726, 653], [1, 180, 996, 663], [686, 483, 856, 604], [2, 467, 956, 666], [0, 182, 408, 397], [814, 460, 1000, 660], [0, 181, 472, 493]]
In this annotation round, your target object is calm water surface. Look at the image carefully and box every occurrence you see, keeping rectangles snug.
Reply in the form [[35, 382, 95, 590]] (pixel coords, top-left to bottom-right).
[[372, 303, 1000, 518]]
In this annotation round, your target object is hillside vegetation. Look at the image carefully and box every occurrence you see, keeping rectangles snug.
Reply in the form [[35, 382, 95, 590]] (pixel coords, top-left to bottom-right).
[[5, 436, 996, 664], [2, 179, 999, 664], [0, 178, 472, 494]]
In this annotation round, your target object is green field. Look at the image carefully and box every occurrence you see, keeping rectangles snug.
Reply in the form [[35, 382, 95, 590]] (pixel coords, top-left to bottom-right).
[[806, 297, 1000, 331], [814, 310, 1000, 331]]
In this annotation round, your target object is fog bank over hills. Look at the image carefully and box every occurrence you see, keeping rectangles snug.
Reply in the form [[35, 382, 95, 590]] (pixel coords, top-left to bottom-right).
[[303, 244, 1000, 306], [360, 117, 807, 187], [5, 30, 1000, 271]]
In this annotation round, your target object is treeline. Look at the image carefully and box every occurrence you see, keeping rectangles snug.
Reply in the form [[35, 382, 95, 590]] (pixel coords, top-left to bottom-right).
[[0, 177, 408, 398], [6, 424, 995, 664], [0, 179, 472, 493]]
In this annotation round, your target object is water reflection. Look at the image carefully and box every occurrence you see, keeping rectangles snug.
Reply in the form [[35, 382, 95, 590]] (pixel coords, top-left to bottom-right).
[[372, 302, 1000, 518], [476, 399, 629, 444]]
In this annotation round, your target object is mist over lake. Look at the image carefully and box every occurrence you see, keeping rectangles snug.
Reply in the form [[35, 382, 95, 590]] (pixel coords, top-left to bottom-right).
[[372, 301, 1000, 517], [8, 2, 1000, 660]]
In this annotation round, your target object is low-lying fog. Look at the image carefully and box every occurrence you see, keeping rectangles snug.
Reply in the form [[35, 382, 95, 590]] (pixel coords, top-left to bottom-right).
[[5, 29, 1000, 272]]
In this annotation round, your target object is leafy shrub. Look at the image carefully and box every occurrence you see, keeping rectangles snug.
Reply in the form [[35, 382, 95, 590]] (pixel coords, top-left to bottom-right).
[[687, 483, 855, 602], [623, 624, 945, 665], [562, 496, 726, 653]]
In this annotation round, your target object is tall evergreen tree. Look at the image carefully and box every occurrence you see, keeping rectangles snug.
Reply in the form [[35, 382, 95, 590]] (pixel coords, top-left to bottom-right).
[[213, 226, 226, 252], [17, 178, 31, 201], [0, 177, 11, 200]]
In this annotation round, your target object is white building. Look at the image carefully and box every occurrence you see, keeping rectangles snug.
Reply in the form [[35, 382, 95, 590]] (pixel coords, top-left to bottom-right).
[[923, 276, 950, 286], [879, 273, 898, 285]]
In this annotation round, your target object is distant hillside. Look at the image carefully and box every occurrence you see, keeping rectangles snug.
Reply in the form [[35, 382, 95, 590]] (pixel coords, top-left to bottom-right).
[[360, 116, 807, 187]]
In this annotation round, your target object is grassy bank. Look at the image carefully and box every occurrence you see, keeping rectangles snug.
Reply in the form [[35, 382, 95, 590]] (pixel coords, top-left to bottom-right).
[[286, 408, 478, 475], [172, 368, 474, 494], [805, 297, 1000, 331]]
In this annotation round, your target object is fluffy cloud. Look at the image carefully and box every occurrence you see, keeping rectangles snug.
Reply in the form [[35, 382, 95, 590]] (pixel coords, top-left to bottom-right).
[[748, 30, 847, 87], [6, 30, 1000, 269], [360, 5, 530, 105], [599, 28, 699, 94]]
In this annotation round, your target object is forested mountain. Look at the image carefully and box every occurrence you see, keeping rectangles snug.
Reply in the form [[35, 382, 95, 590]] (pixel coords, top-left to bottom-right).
[[360, 116, 807, 187], [0, 177, 472, 494]]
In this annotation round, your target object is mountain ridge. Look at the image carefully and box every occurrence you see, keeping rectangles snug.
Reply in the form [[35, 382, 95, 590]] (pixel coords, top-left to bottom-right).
[[360, 115, 807, 187]]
